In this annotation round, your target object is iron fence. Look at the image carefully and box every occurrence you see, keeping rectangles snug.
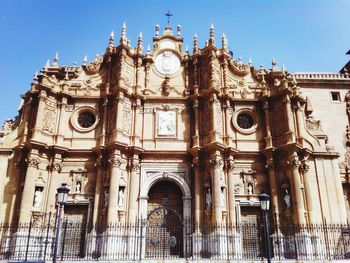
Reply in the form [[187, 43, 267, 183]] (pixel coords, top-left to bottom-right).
[[0, 221, 349, 261]]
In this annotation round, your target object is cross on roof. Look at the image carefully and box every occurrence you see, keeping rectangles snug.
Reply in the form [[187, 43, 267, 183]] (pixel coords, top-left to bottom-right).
[[164, 11, 173, 26]]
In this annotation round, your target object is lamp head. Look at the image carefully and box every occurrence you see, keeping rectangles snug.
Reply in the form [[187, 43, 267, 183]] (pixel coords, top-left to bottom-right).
[[259, 193, 270, 211], [57, 183, 70, 204]]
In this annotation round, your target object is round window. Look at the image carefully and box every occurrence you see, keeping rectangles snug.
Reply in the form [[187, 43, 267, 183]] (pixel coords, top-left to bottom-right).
[[237, 113, 254, 129], [232, 109, 258, 134], [78, 111, 96, 128], [70, 107, 99, 132]]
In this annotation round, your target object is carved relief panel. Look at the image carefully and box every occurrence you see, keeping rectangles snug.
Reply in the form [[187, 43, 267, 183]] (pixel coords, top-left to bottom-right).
[[42, 98, 57, 134]]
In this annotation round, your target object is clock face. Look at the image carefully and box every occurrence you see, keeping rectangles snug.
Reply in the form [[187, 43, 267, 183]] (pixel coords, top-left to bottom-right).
[[155, 51, 180, 75]]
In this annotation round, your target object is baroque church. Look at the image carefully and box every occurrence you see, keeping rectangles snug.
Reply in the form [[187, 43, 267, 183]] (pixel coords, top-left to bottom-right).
[[0, 23, 350, 261]]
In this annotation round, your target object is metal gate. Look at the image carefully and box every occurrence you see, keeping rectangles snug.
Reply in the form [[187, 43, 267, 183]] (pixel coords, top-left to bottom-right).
[[145, 198, 183, 259]]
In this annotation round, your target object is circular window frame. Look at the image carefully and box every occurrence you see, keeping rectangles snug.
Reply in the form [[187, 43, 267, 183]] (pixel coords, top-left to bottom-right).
[[70, 106, 99, 133], [232, 109, 258, 134]]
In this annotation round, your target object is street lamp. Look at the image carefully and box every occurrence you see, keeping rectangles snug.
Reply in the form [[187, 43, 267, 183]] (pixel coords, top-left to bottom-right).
[[53, 183, 70, 263], [259, 193, 272, 263]]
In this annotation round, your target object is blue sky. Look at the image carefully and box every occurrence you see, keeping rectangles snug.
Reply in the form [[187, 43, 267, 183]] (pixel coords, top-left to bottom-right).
[[0, 0, 349, 122]]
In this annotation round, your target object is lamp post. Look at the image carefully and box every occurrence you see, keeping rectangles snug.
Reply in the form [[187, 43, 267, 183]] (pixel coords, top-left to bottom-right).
[[259, 193, 272, 263], [53, 183, 70, 263]]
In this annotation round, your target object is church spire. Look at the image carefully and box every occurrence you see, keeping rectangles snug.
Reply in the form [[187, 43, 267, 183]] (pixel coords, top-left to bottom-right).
[[193, 33, 199, 53], [221, 33, 227, 51], [137, 32, 143, 54], [209, 24, 215, 46], [108, 31, 114, 52], [120, 22, 127, 45]]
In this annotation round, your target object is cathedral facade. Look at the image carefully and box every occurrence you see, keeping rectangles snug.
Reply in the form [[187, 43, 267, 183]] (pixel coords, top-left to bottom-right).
[[0, 23, 350, 260]]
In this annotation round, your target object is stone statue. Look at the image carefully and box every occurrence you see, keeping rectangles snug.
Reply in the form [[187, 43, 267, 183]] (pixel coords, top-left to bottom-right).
[[247, 183, 253, 195], [205, 188, 212, 209], [75, 182, 81, 193], [284, 189, 291, 208], [104, 188, 109, 207], [118, 188, 124, 206], [33, 188, 43, 208]]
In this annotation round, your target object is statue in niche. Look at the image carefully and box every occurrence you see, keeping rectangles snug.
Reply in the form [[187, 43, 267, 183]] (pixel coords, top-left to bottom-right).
[[118, 188, 124, 207], [247, 183, 253, 195], [205, 188, 212, 210], [75, 181, 81, 193], [33, 188, 43, 208], [284, 189, 291, 209], [104, 188, 109, 208]]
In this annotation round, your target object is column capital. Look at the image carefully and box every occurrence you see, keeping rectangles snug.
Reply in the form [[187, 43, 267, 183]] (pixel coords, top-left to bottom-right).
[[47, 162, 62, 172], [26, 157, 40, 168], [287, 154, 300, 170], [108, 156, 122, 167], [300, 160, 310, 172], [225, 159, 235, 171], [209, 155, 223, 169]]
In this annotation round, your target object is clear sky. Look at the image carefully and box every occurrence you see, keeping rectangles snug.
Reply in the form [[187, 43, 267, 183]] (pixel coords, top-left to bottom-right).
[[0, 0, 349, 122]]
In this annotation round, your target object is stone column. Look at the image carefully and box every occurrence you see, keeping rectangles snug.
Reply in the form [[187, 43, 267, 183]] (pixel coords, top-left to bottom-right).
[[262, 100, 273, 148], [210, 93, 219, 142], [192, 100, 200, 147], [18, 154, 40, 224], [56, 97, 68, 145], [193, 157, 202, 225], [107, 153, 122, 225], [283, 94, 296, 143], [46, 158, 62, 213], [0, 153, 10, 214], [209, 152, 223, 224], [288, 153, 306, 225], [331, 158, 348, 224], [133, 99, 142, 148], [115, 91, 124, 140], [300, 159, 315, 224], [128, 156, 140, 224], [295, 104, 306, 139], [92, 155, 104, 227], [266, 159, 280, 224], [32, 90, 47, 141], [226, 158, 236, 225]]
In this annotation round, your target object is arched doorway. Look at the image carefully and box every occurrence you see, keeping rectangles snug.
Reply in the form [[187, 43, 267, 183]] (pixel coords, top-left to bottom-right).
[[145, 180, 184, 259]]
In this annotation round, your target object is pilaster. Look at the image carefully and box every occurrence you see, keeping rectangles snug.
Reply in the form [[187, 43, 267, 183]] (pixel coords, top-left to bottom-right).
[[209, 152, 223, 224]]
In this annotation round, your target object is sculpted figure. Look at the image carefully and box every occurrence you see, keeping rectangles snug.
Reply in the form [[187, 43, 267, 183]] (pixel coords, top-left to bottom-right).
[[118, 188, 124, 206], [33, 188, 43, 208], [206, 188, 212, 210], [284, 189, 291, 208]]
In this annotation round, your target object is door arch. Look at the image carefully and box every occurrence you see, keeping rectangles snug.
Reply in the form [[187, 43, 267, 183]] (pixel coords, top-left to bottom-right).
[[145, 180, 184, 258]]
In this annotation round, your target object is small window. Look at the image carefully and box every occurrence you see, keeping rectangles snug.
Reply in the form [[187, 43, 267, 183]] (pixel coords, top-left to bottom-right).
[[331, 92, 341, 102]]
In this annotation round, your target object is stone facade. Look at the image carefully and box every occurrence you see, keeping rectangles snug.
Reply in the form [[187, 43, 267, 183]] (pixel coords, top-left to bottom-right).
[[0, 23, 349, 232]]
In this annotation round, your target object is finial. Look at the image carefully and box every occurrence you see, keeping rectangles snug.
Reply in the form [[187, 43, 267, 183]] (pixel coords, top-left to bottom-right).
[[177, 24, 181, 36], [147, 44, 151, 52], [221, 33, 227, 50], [205, 40, 209, 47], [155, 24, 160, 37], [282, 64, 286, 74], [127, 39, 131, 47], [64, 69, 69, 80], [137, 32, 143, 53], [83, 55, 87, 65], [259, 64, 264, 70], [272, 58, 278, 71], [120, 22, 127, 45], [248, 58, 253, 66], [193, 33, 198, 51], [52, 52, 59, 66], [238, 57, 243, 64], [45, 59, 50, 69], [209, 24, 215, 45], [34, 71, 38, 80], [186, 45, 189, 52], [108, 31, 114, 51]]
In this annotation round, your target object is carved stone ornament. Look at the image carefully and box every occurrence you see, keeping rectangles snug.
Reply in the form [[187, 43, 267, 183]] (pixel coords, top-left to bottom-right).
[[109, 157, 122, 167], [228, 59, 250, 76], [300, 160, 310, 172], [209, 157, 223, 168], [306, 116, 322, 132], [287, 155, 300, 169], [84, 54, 102, 74], [226, 159, 235, 171], [234, 183, 243, 194], [47, 162, 62, 172], [26, 157, 40, 168]]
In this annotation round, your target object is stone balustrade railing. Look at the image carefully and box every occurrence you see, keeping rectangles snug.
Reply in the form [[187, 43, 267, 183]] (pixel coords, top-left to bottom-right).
[[292, 72, 350, 80]]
